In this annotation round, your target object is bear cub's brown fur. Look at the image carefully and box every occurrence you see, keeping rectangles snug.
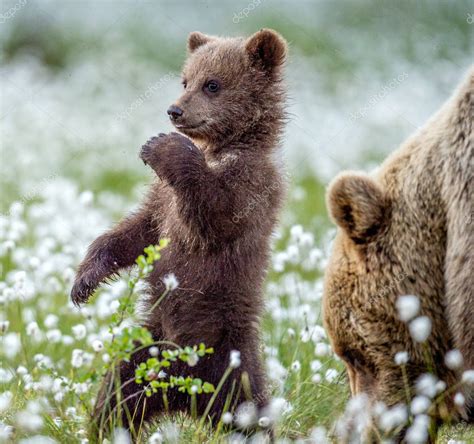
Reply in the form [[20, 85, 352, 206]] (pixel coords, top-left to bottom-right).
[[71, 29, 288, 436]]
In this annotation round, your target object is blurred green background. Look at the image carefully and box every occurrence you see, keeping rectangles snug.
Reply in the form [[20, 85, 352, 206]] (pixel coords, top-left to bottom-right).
[[1, 0, 472, 226]]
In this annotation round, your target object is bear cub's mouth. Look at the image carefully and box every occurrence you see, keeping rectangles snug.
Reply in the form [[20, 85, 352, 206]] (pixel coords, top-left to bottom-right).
[[173, 120, 206, 130]]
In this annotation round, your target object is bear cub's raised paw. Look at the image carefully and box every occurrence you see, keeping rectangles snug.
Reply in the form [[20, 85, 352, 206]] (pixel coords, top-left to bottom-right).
[[140, 132, 204, 182], [139, 133, 167, 166]]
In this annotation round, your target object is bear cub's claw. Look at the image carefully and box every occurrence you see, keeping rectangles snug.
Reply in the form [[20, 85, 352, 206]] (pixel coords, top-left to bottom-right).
[[70, 275, 96, 306]]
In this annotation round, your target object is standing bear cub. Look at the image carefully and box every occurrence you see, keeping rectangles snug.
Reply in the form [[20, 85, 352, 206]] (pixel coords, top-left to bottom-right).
[[324, 68, 473, 440], [71, 29, 287, 435]]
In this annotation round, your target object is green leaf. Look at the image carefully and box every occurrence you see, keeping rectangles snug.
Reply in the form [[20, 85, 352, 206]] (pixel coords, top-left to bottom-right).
[[203, 382, 215, 393]]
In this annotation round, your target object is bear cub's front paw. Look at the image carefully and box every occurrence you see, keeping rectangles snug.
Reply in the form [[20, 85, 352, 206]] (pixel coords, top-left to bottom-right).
[[70, 271, 99, 306], [140, 133, 167, 167], [140, 132, 204, 179]]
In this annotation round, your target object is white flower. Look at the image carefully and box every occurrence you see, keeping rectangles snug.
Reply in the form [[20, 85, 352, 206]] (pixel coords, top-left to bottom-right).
[[445, 349, 464, 370], [290, 360, 301, 372], [112, 427, 131, 444], [0, 391, 13, 413], [34, 354, 53, 370], [190, 385, 198, 394], [462, 370, 474, 385], [9, 202, 24, 217], [72, 324, 87, 340], [17, 366, 28, 375], [411, 396, 431, 414], [287, 328, 295, 338], [378, 404, 408, 432], [65, 407, 77, 417], [110, 300, 120, 312], [325, 369, 339, 383], [435, 380, 447, 393], [372, 401, 387, 417], [146, 369, 158, 380], [300, 325, 326, 343], [258, 416, 271, 428], [235, 402, 256, 428], [416, 374, 438, 398], [409, 316, 432, 342], [290, 224, 304, 240], [312, 373, 322, 384], [3, 333, 21, 358], [266, 357, 287, 383], [26, 322, 40, 336], [71, 349, 84, 368], [148, 431, 163, 444], [44, 314, 58, 329], [163, 273, 178, 291], [454, 392, 465, 406], [79, 190, 94, 205], [230, 350, 241, 369], [0, 423, 13, 441], [310, 360, 322, 372], [300, 327, 310, 342], [46, 329, 62, 343], [396, 295, 420, 322], [286, 245, 299, 263], [92, 340, 103, 352], [26, 400, 43, 415], [346, 393, 369, 415], [62, 335, 74, 346], [149, 346, 159, 357], [310, 325, 326, 343], [14, 271, 26, 284], [29, 257, 41, 269], [405, 415, 430, 444], [262, 397, 289, 422], [161, 422, 180, 443], [16, 411, 43, 432], [73, 383, 89, 395], [221, 412, 233, 425], [314, 342, 331, 357], [394, 351, 409, 365], [187, 352, 198, 367], [310, 426, 329, 444]]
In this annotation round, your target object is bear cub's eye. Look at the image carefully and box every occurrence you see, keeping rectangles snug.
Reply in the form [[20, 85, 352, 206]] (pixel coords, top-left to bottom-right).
[[182, 80, 187, 89], [205, 80, 220, 93]]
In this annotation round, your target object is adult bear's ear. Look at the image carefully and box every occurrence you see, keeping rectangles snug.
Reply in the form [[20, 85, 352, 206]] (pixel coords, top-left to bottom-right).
[[245, 28, 287, 72], [326, 172, 390, 244], [188, 31, 212, 53]]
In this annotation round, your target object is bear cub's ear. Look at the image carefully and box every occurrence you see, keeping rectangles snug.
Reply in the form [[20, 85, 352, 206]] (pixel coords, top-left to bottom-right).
[[245, 28, 287, 72], [326, 172, 390, 244], [188, 31, 212, 53]]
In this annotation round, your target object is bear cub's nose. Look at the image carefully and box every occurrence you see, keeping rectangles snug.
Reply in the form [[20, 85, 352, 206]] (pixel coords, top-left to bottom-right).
[[167, 105, 184, 121]]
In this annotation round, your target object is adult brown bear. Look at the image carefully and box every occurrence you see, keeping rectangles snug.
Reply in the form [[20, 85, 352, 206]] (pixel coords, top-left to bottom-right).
[[324, 68, 473, 441]]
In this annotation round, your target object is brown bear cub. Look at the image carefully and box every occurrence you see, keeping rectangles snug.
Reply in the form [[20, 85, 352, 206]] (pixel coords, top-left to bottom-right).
[[324, 68, 473, 441], [71, 29, 288, 435]]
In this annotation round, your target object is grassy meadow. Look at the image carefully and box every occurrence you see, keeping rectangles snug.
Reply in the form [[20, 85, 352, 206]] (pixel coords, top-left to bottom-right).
[[0, 1, 473, 442]]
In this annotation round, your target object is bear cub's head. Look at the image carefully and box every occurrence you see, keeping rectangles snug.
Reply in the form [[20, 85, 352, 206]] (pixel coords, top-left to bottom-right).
[[167, 29, 287, 146]]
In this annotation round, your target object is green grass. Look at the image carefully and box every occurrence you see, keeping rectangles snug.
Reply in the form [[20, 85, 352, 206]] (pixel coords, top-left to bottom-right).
[[1, 176, 473, 443]]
